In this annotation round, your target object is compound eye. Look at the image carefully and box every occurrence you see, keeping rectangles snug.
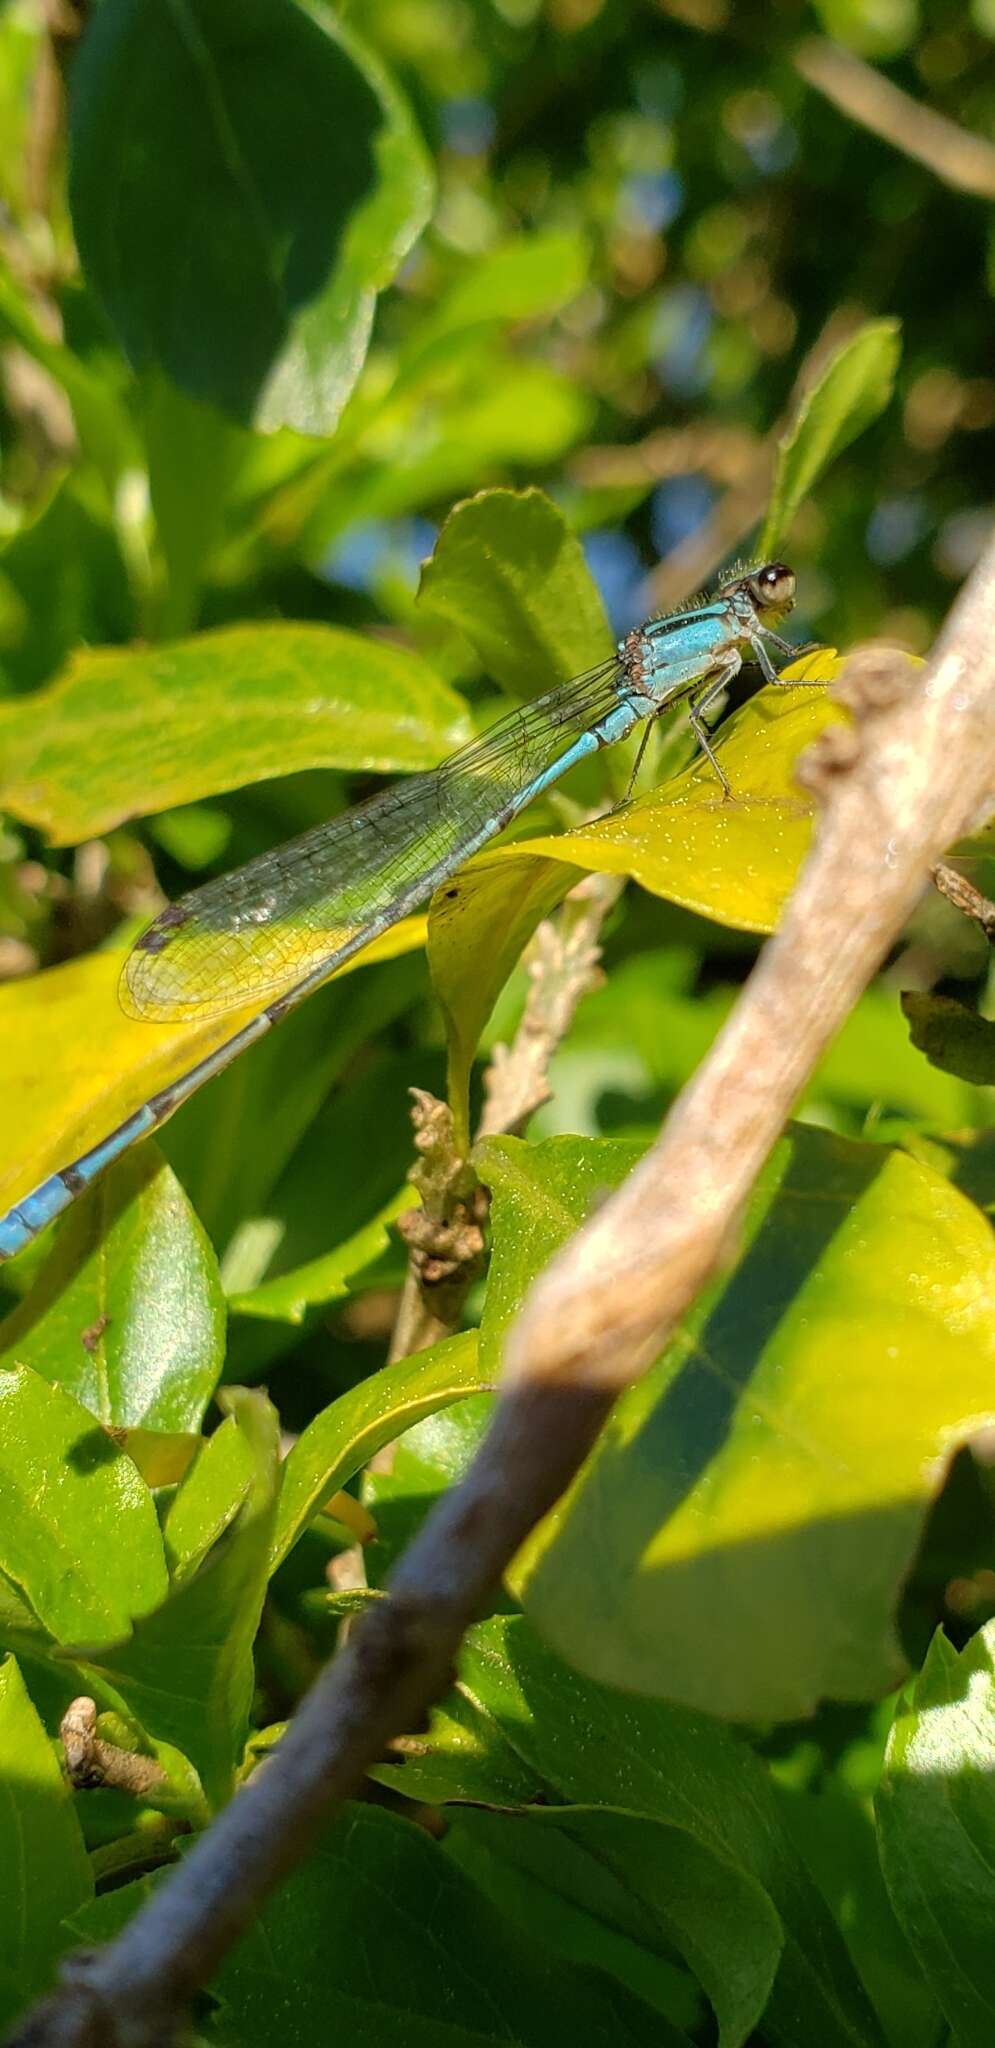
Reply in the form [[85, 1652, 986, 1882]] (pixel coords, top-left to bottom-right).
[[755, 562, 795, 609]]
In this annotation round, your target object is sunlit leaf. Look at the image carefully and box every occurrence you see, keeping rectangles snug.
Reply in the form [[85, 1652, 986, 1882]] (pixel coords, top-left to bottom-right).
[[760, 320, 901, 555], [0, 1364, 167, 1644], [0, 1657, 91, 2033], [0, 624, 471, 841], [0, 928, 425, 1232], [478, 1126, 995, 1720], [877, 1622, 995, 2046], [161, 1415, 255, 1584], [78, 1386, 279, 1807], [69, 0, 433, 434], [419, 486, 613, 700], [272, 1329, 489, 1571], [0, 1150, 225, 1432], [428, 657, 843, 1133]]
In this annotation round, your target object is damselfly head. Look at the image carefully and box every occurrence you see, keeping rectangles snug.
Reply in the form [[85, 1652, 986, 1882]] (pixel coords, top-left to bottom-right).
[[721, 560, 796, 619]]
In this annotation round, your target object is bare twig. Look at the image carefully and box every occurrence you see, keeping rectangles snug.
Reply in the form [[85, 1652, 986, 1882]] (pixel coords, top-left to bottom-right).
[[795, 37, 995, 202], [60, 1700, 167, 1801], [478, 871, 623, 1139], [11, 542, 995, 2047], [932, 860, 995, 943]]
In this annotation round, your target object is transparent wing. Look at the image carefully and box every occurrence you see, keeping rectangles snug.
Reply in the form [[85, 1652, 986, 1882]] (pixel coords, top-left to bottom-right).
[[121, 659, 626, 1023]]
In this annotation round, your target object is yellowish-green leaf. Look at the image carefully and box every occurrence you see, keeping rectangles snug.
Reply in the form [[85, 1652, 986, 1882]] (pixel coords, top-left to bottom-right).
[[0, 625, 471, 842], [0, 925, 424, 1228], [480, 1126, 995, 1721], [760, 320, 901, 556], [429, 654, 844, 1137]]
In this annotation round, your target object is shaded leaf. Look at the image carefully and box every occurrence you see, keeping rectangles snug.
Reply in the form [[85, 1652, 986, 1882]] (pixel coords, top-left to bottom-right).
[[0, 623, 471, 842], [69, 0, 433, 434], [418, 486, 613, 699], [445, 1812, 705, 2040], [0, 259, 136, 489], [478, 1126, 995, 1720], [902, 991, 995, 1087], [272, 1329, 490, 1571], [79, 1387, 279, 1807], [0, 1656, 92, 2033], [0, 1364, 167, 1645], [210, 1803, 673, 2047], [228, 1187, 409, 1324], [0, 928, 424, 1236], [449, 1616, 883, 2048], [0, 478, 133, 694], [760, 321, 901, 555], [877, 1623, 995, 2047], [0, 1150, 225, 1432]]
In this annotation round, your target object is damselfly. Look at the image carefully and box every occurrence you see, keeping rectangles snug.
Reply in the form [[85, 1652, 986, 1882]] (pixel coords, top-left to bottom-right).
[[0, 560, 802, 1260]]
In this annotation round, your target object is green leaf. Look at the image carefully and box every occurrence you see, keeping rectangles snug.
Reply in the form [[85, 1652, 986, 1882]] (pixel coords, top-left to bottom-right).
[[418, 486, 613, 700], [272, 1329, 490, 1571], [478, 1125, 995, 1720], [445, 1813, 704, 2039], [78, 1386, 279, 1807], [208, 1802, 670, 2047], [416, 230, 590, 348], [902, 991, 995, 1086], [143, 374, 248, 637], [0, 1364, 168, 1645], [760, 321, 901, 555], [0, 1657, 92, 2032], [775, 1781, 940, 2048], [877, 1623, 995, 2046], [0, 623, 471, 842], [68, 0, 433, 434], [161, 1415, 256, 1583], [0, 477, 134, 694], [0, 1150, 226, 1433], [227, 1187, 409, 1324], [447, 1616, 883, 2048], [430, 853, 574, 1150], [362, 1391, 493, 1584]]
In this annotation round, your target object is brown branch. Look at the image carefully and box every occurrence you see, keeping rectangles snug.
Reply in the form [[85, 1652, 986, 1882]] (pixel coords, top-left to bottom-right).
[[387, 1092, 488, 1363], [795, 37, 995, 202], [60, 1699, 167, 1801], [11, 542, 995, 2047], [931, 861, 995, 944]]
